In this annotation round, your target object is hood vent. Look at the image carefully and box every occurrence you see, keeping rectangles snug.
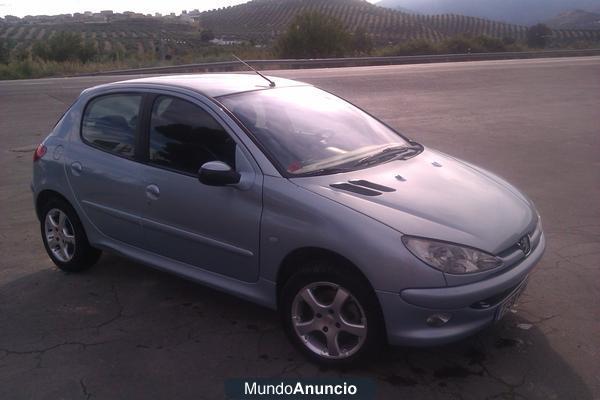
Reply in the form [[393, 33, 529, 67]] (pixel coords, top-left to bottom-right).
[[330, 183, 381, 196], [349, 180, 396, 193], [330, 180, 396, 196]]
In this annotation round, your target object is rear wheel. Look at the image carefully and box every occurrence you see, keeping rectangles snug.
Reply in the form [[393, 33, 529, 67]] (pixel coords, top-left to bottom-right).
[[281, 261, 385, 366], [40, 198, 101, 272]]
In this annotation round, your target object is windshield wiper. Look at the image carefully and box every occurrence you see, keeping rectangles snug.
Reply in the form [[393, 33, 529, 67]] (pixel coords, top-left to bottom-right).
[[293, 143, 423, 177], [352, 144, 421, 168], [293, 166, 355, 177]]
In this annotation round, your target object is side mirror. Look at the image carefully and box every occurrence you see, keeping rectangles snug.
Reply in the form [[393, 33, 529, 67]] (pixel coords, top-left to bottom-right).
[[198, 161, 241, 186]]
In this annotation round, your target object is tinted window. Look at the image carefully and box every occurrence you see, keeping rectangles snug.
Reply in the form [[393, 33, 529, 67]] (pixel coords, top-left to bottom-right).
[[149, 96, 236, 174], [81, 94, 142, 158]]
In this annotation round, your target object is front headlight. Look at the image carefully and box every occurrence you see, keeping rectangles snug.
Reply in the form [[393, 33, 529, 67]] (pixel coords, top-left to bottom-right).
[[402, 236, 502, 274]]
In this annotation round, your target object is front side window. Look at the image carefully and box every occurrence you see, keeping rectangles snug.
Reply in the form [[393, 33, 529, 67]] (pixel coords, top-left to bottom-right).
[[81, 94, 142, 158], [148, 96, 236, 175], [219, 86, 413, 176]]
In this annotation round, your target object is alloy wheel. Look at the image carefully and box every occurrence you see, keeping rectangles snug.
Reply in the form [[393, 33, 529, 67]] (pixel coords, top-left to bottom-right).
[[291, 282, 367, 359], [44, 208, 76, 263]]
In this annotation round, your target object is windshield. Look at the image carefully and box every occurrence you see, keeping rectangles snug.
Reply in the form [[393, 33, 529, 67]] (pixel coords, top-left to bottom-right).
[[219, 86, 412, 176]]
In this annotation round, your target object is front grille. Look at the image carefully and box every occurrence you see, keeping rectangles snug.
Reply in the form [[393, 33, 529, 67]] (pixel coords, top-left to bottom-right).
[[470, 281, 522, 309]]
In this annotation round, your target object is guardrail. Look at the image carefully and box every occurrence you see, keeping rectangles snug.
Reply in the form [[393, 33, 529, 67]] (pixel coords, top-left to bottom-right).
[[81, 48, 600, 76]]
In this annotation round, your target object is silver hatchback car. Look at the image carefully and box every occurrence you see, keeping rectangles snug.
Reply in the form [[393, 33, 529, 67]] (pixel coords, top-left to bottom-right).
[[32, 74, 545, 365]]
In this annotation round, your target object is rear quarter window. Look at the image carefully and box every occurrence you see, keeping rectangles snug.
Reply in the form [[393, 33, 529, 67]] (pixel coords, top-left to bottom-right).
[[81, 94, 142, 158]]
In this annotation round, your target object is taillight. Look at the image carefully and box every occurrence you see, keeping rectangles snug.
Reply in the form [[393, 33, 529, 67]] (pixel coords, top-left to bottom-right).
[[33, 144, 47, 162]]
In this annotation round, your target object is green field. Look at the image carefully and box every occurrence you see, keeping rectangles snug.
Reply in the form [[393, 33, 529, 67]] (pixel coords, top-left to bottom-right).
[[0, 20, 206, 59]]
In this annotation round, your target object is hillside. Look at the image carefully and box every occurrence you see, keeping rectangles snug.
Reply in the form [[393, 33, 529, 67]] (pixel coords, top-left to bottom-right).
[[197, 0, 530, 43], [197, 0, 600, 44], [1, 0, 599, 59], [198, 0, 440, 43], [376, 0, 600, 25], [546, 9, 600, 30]]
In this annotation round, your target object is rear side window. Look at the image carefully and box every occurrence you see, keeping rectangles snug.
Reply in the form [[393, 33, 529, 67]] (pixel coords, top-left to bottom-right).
[[148, 96, 236, 175], [81, 94, 142, 158]]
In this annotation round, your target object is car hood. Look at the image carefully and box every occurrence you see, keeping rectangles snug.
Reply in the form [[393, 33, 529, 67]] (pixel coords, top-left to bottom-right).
[[291, 148, 538, 255]]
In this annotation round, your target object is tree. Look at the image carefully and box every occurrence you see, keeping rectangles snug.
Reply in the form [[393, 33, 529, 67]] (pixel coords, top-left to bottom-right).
[[42, 32, 82, 62], [527, 24, 552, 48], [442, 34, 482, 54], [393, 39, 438, 56], [276, 11, 351, 58], [200, 29, 215, 42], [502, 36, 517, 46], [32, 32, 97, 63], [11, 45, 31, 62], [0, 39, 9, 64], [475, 36, 506, 52], [78, 41, 97, 63], [351, 27, 373, 55]]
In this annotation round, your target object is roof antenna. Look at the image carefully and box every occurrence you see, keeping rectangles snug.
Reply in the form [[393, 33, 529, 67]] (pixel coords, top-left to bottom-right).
[[233, 54, 276, 88]]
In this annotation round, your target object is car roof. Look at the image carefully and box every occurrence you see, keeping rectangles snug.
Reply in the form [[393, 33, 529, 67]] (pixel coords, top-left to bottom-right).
[[105, 73, 310, 98]]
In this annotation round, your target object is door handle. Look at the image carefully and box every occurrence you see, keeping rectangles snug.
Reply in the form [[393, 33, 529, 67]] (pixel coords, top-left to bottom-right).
[[70, 162, 83, 176], [145, 184, 160, 200]]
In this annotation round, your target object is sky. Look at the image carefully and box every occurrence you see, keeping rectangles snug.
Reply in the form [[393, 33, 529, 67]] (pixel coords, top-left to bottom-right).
[[1, 0, 378, 18]]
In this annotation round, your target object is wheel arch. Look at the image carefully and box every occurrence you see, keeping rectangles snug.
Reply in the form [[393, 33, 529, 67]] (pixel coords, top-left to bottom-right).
[[276, 247, 376, 303], [35, 189, 72, 221], [276, 246, 389, 347]]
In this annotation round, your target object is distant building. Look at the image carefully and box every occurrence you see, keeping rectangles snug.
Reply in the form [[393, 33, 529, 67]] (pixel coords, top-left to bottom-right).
[[1, 8, 201, 25], [188, 9, 202, 22], [4, 15, 20, 23], [179, 13, 195, 24], [210, 38, 244, 46]]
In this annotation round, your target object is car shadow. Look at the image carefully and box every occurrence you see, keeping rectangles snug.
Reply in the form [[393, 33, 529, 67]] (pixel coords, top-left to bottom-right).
[[0, 253, 593, 400]]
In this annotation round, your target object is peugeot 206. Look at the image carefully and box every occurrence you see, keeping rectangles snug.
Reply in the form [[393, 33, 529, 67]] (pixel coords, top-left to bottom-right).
[[32, 74, 545, 365]]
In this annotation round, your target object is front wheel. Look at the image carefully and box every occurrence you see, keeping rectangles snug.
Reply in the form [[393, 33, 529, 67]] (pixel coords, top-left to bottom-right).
[[281, 262, 385, 366]]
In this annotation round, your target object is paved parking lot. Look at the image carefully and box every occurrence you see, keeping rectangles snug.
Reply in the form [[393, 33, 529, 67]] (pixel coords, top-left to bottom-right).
[[1, 57, 599, 399]]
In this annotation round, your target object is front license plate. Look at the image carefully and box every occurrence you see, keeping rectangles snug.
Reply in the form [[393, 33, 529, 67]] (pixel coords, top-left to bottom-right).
[[495, 280, 528, 322]]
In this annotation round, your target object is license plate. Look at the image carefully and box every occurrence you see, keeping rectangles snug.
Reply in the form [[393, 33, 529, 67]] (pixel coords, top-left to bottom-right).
[[495, 280, 528, 322]]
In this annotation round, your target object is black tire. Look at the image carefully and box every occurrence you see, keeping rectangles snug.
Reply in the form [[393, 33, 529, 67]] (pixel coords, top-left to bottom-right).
[[280, 259, 385, 367], [40, 197, 101, 272]]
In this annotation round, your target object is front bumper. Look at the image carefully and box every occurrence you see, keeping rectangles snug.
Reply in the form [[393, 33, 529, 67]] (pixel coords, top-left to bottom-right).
[[378, 232, 546, 346]]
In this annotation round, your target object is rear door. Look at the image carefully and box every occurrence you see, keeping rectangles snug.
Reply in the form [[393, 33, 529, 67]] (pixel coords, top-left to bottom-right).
[[138, 94, 263, 282], [65, 92, 145, 247]]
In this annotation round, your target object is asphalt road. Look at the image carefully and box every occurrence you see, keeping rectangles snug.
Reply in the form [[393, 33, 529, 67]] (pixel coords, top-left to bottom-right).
[[1, 57, 599, 399]]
